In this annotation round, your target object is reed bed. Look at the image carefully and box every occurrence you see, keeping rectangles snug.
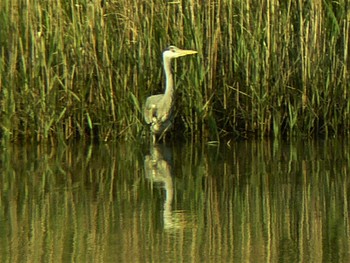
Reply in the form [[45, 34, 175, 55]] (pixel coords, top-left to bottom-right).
[[0, 0, 349, 142]]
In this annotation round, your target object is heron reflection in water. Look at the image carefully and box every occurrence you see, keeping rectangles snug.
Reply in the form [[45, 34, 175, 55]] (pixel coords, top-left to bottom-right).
[[144, 46, 197, 143], [144, 145, 179, 230]]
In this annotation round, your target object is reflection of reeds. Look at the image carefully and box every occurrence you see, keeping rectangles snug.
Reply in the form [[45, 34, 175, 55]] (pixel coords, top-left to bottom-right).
[[0, 140, 350, 261], [1, 1, 349, 141]]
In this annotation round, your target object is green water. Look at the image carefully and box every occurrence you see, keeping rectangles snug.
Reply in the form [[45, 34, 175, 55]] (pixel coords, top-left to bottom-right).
[[0, 139, 349, 262]]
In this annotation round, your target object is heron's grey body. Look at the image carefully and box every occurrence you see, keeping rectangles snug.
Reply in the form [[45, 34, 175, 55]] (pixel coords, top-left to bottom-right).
[[144, 46, 197, 143]]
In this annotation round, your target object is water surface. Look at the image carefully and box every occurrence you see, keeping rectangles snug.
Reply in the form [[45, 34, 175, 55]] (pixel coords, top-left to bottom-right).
[[0, 139, 349, 262]]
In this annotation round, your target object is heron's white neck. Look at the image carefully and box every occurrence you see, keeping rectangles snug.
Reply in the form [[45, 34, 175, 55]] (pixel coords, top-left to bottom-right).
[[163, 56, 174, 99]]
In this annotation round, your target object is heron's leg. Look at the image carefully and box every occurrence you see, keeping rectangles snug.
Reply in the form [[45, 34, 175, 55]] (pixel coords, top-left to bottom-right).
[[157, 129, 167, 143]]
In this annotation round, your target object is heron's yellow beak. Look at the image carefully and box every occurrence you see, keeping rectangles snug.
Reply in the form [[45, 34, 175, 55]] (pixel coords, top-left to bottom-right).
[[178, 49, 198, 56]]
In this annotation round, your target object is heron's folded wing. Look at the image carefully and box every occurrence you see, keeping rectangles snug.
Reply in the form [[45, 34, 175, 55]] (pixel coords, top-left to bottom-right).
[[144, 94, 163, 124]]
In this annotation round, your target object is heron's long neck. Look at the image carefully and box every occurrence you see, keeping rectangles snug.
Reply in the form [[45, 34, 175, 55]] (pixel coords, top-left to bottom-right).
[[163, 56, 174, 100]]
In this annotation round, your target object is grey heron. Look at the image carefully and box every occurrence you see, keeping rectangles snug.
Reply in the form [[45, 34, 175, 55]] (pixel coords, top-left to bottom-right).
[[144, 45, 197, 143]]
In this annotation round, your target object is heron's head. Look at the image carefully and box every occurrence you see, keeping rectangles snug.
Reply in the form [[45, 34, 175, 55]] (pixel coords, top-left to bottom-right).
[[163, 45, 197, 59]]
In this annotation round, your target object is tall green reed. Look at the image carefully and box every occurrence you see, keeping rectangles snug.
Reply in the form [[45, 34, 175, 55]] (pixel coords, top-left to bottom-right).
[[0, 0, 349, 142]]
